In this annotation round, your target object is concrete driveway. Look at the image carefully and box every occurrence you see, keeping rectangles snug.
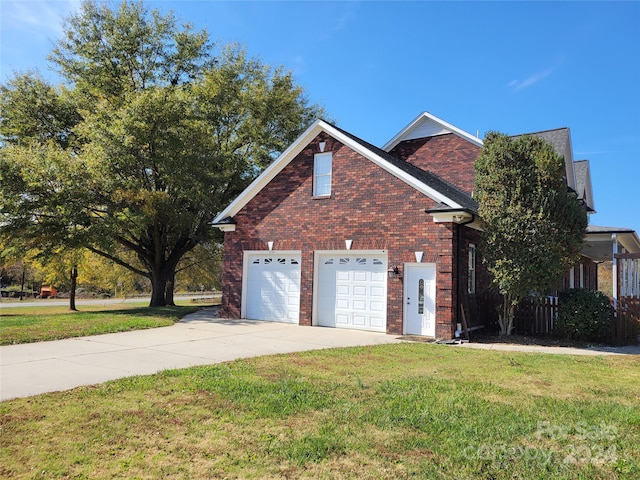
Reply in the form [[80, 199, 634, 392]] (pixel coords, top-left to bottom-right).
[[3, 308, 638, 401], [0, 308, 402, 401]]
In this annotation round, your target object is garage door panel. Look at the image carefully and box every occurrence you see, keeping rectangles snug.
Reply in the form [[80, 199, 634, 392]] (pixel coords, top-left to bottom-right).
[[372, 272, 385, 282], [371, 286, 385, 297], [353, 300, 366, 310], [354, 271, 367, 282], [353, 286, 367, 296], [317, 253, 387, 332], [370, 316, 384, 328], [245, 253, 301, 323], [371, 301, 384, 312], [336, 299, 350, 309]]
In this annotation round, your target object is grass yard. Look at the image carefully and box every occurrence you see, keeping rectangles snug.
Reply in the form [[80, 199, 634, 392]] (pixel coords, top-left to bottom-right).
[[0, 302, 213, 345], [1, 343, 639, 479]]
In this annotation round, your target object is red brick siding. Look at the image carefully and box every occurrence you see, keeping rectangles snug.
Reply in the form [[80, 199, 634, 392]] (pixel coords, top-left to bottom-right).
[[389, 134, 481, 195], [221, 133, 466, 338]]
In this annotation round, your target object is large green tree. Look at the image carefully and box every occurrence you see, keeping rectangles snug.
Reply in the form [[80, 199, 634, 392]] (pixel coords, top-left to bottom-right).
[[0, 0, 322, 306], [474, 132, 587, 335]]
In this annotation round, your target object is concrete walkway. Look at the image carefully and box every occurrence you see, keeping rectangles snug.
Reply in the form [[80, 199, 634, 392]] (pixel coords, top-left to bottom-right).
[[2, 309, 638, 401], [457, 341, 640, 356], [0, 308, 402, 401]]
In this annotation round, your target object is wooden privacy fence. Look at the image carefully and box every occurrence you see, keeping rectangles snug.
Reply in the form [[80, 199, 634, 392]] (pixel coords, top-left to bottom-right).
[[513, 296, 558, 336], [473, 292, 638, 345], [612, 297, 640, 346]]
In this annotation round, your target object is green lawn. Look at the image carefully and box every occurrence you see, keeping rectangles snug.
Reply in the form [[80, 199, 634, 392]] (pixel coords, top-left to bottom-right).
[[1, 343, 638, 479], [0, 302, 214, 345]]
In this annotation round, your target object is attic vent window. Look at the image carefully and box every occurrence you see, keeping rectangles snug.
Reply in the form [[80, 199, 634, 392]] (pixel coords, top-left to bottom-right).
[[313, 152, 332, 197]]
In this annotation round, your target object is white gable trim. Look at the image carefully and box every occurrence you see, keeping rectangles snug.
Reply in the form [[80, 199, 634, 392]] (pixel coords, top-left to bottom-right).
[[382, 111, 483, 152], [213, 119, 463, 224]]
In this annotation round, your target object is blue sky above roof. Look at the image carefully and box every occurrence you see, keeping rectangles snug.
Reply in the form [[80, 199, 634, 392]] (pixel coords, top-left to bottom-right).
[[2, 0, 638, 233]]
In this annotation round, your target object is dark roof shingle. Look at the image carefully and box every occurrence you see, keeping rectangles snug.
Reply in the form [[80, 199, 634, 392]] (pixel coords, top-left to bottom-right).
[[329, 123, 478, 212]]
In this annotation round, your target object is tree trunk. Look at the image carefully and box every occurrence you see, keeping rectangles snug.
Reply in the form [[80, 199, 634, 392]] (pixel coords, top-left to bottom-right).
[[69, 265, 78, 311], [165, 267, 176, 306], [499, 294, 516, 335], [149, 268, 170, 307], [20, 265, 26, 301]]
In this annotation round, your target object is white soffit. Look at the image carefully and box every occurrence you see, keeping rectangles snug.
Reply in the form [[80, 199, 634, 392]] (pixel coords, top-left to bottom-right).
[[382, 111, 483, 152], [213, 119, 464, 223]]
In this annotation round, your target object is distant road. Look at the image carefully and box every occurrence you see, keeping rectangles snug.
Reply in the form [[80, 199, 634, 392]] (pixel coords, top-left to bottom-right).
[[0, 295, 209, 309]]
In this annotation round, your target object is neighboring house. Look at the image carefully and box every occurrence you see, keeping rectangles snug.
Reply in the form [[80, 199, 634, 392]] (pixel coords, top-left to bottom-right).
[[213, 112, 640, 339]]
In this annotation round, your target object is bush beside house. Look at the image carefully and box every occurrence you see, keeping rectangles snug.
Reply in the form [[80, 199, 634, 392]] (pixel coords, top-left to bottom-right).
[[556, 289, 613, 342]]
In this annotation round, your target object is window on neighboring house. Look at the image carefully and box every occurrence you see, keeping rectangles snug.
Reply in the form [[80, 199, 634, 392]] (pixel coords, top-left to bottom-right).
[[468, 244, 476, 294], [313, 152, 332, 197]]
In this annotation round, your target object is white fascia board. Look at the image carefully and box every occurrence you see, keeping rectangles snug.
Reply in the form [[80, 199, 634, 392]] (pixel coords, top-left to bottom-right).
[[429, 211, 474, 224], [429, 211, 484, 231], [620, 232, 640, 253], [212, 120, 327, 223], [382, 111, 483, 152]]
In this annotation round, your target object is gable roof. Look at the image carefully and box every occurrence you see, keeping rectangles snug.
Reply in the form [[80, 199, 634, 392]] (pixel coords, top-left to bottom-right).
[[212, 119, 477, 224], [511, 127, 576, 191], [573, 160, 595, 212], [382, 111, 483, 152], [524, 128, 570, 158], [331, 124, 478, 211]]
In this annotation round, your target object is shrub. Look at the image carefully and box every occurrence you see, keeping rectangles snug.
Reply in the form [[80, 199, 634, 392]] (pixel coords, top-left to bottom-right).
[[556, 289, 613, 342]]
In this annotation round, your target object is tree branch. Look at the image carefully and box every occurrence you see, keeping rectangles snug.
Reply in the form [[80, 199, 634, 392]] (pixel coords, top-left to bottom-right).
[[85, 246, 150, 278]]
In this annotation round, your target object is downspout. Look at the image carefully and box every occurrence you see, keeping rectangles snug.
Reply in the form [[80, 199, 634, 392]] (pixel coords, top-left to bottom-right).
[[612, 233, 618, 312], [455, 215, 476, 339]]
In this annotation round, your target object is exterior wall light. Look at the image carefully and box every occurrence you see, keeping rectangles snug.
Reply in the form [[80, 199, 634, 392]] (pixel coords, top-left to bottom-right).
[[388, 266, 400, 279]]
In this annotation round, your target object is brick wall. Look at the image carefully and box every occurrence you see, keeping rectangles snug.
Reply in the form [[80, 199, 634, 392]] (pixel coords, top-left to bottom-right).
[[389, 134, 481, 195], [221, 133, 478, 338]]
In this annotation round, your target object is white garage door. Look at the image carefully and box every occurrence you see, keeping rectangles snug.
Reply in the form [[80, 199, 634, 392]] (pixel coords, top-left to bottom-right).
[[317, 253, 387, 332], [245, 253, 301, 323]]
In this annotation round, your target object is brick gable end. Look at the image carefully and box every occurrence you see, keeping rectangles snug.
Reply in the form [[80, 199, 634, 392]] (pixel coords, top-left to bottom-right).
[[389, 134, 481, 195]]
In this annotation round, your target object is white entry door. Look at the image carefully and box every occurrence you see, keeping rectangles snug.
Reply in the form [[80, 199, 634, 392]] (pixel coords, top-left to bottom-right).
[[404, 264, 436, 336]]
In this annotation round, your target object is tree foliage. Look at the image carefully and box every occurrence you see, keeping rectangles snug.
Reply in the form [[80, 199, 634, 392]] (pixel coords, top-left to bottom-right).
[[0, 0, 323, 306], [474, 132, 587, 334]]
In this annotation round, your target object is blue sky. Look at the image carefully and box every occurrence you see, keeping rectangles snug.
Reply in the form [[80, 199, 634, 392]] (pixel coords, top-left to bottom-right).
[[2, 0, 639, 234]]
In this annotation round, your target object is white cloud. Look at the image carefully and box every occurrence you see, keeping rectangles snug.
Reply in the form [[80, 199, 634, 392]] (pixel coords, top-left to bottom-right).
[[2, 0, 81, 38], [319, 1, 359, 41], [507, 67, 554, 91]]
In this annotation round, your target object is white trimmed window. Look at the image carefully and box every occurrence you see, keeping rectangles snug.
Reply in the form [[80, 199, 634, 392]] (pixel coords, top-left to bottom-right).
[[313, 152, 332, 197], [468, 243, 476, 294]]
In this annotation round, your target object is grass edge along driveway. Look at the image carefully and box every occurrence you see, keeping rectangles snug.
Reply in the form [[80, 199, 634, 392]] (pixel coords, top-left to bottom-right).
[[1, 343, 639, 479], [0, 303, 213, 345]]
